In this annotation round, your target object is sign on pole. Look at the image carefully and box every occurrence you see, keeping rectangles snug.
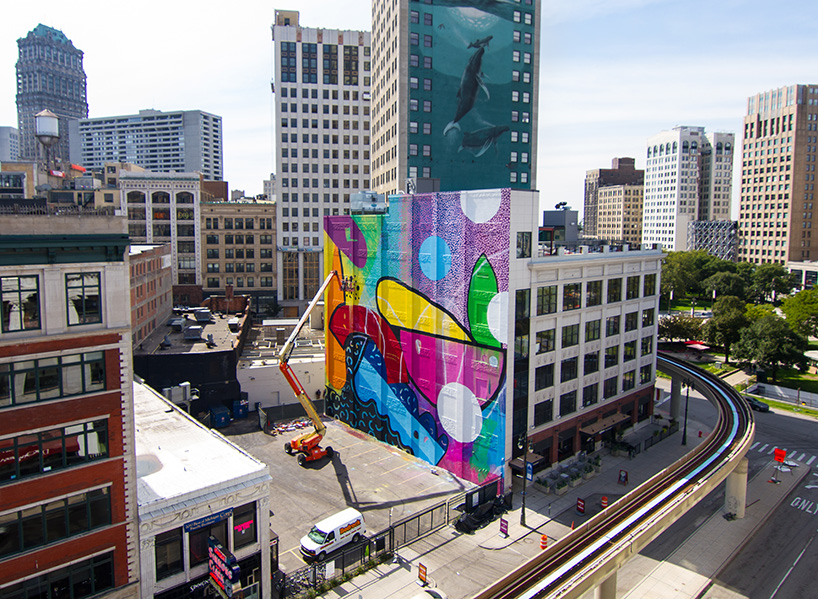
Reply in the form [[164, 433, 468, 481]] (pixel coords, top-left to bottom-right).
[[526, 461, 534, 481], [618, 469, 629, 485]]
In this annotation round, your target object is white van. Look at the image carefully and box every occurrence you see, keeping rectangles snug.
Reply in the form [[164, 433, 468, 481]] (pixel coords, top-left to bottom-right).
[[300, 508, 366, 561]]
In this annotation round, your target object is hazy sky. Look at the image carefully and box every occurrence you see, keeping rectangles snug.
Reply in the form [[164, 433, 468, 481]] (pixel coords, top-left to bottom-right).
[[2, 0, 816, 220]]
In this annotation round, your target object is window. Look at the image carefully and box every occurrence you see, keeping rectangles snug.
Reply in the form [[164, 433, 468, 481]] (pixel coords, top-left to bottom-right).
[[1, 351, 105, 409], [626, 276, 640, 300], [561, 324, 579, 348], [559, 391, 577, 417], [605, 346, 619, 368], [643, 273, 657, 297], [642, 308, 655, 327], [155, 528, 183, 580], [536, 285, 557, 314], [516, 231, 531, 258], [189, 518, 228, 568], [624, 340, 636, 361], [606, 315, 620, 337], [583, 383, 598, 407], [625, 311, 638, 332], [603, 376, 618, 399], [563, 283, 581, 310], [0, 420, 108, 483], [640, 364, 652, 384], [0, 552, 114, 599], [607, 278, 622, 303], [641, 335, 654, 356], [233, 502, 257, 549], [534, 399, 553, 426], [623, 370, 636, 391], [536, 329, 555, 353], [561, 357, 578, 382], [584, 351, 599, 375], [1, 275, 40, 332], [585, 319, 601, 341], [534, 364, 553, 390], [586, 280, 602, 306]]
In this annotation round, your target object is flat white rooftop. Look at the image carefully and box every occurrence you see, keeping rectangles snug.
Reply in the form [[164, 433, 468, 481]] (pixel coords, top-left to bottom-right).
[[134, 381, 269, 516]]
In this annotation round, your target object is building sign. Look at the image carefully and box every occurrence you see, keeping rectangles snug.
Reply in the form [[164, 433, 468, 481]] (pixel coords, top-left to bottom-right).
[[184, 508, 233, 533], [208, 536, 241, 598]]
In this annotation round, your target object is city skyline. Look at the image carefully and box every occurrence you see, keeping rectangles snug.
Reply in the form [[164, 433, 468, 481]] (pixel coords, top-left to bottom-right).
[[1, 0, 815, 221]]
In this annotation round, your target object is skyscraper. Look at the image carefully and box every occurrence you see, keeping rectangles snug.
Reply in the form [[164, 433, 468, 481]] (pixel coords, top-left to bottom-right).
[[642, 126, 734, 252], [70, 109, 224, 181], [271, 10, 371, 315], [16, 24, 88, 163], [737, 85, 818, 264], [370, 0, 540, 194], [584, 158, 644, 239]]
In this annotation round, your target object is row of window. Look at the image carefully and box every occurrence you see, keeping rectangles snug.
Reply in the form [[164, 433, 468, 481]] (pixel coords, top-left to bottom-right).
[[2, 274, 101, 334], [207, 263, 272, 273], [527, 275, 657, 317], [126, 191, 194, 204], [205, 235, 273, 245], [207, 249, 274, 259], [0, 351, 106, 408], [204, 217, 273, 230], [0, 420, 108, 484], [0, 487, 111, 558], [535, 318, 655, 355], [205, 277, 274, 289], [0, 552, 114, 599]]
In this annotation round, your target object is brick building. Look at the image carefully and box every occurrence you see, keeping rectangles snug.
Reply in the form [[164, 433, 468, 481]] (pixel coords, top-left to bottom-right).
[[130, 244, 173, 347]]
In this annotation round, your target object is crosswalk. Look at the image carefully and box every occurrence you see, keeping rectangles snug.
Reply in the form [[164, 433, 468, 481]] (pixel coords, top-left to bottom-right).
[[749, 441, 817, 465]]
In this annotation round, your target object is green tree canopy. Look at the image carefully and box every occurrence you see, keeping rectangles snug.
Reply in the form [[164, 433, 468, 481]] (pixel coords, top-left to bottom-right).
[[781, 288, 818, 337], [732, 315, 807, 381], [749, 263, 798, 303], [701, 295, 748, 363], [703, 272, 748, 302], [658, 313, 702, 342], [745, 303, 776, 322]]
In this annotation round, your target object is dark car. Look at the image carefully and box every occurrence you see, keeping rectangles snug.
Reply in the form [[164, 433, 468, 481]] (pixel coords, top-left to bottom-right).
[[746, 396, 770, 412]]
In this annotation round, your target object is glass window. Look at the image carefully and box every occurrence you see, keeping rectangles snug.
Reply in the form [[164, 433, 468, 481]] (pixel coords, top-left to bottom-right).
[[607, 278, 622, 303], [233, 502, 257, 549], [604, 376, 618, 399], [515, 289, 530, 320], [640, 364, 652, 384], [1, 275, 40, 332], [584, 351, 599, 374], [642, 308, 655, 327], [65, 273, 102, 326], [563, 283, 581, 310], [559, 390, 576, 417], [561, 357, 578, 382], [534, 364, 553, 390], [626, 276, 640, 300], [0, 552, 114, 599], [624, 340, 636, 361], [536, 329, 555, 353], [561, 324, 579, 348], [641, 335, 654, 356], [623, 370, 636, 391], [155, 528, 183, 580], [605, 346, 619, 368], [625, 311, 638, 332], [0, 351, 105, 408], [536, 285, 557, 315], [586, 280, 602, 306], [516, 231, 531, 258], [533, 399, 553, 427], [583, 383, 598, 407], [189, 518, 227, 567], [606, 315, 620, 337], [585, 319, 600, 341], [643, 273, 657, 297]]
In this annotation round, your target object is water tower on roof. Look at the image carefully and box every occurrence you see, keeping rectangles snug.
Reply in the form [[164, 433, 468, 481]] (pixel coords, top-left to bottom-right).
[[34, 109, 60, 169]]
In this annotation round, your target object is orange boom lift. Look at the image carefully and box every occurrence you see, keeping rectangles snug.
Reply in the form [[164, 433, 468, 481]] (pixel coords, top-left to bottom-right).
[[279, 270, 339, 466]]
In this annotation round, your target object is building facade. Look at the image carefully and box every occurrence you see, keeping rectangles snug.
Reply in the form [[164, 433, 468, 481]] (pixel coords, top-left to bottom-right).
[[583, 158, 644, 239], [687, 220, 738, 261], [271, 10, 372, 315], [642, 126, 734, 252], [0, 126, 20, 162], [0, 213, 138, 599], [15, 25, 88, 163], [130, 244, 173, 347], [596, 184, 644, 244], [70, 110, 223, 181], [737, 85, 818, 264], [322, 188, 661, 488], [371, 0, 540, 195]]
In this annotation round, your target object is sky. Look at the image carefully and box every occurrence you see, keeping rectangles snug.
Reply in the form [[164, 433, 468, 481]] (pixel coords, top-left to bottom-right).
[[2, 0, 816, 221]]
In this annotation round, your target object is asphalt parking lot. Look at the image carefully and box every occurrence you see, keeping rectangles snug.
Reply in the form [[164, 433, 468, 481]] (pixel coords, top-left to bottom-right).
[[225, 418, 474, 573]]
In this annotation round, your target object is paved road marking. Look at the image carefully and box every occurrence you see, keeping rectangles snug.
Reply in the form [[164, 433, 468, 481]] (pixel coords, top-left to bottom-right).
[[769, 530, 816, 598], [768, 446, 778, 455], [790, 450, 799, 458], [809, 456, 816, 466], [759, 443, 769, 452], [751, 442, 760, 450], [798, 453, 806, 462]]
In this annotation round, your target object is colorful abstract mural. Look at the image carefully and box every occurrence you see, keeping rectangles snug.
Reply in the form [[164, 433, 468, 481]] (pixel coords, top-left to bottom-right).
[[324, 189, 510, 485]]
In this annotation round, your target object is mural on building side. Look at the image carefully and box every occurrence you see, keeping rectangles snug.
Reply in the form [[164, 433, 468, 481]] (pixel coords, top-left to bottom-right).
[[323, 189, 510, 484]]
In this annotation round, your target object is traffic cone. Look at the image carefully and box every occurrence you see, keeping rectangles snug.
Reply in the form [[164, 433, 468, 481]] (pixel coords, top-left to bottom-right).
[[540, 535, 548, 550], [571, 521, 575, 530]]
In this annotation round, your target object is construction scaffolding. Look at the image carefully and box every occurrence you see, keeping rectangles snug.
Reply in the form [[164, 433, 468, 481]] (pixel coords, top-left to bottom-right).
[[687, 220, 738, 261]]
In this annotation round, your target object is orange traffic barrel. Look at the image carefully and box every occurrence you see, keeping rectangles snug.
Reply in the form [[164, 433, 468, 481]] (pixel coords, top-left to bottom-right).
[[540, 535, 548, 550], [601, 496, 608, 509]]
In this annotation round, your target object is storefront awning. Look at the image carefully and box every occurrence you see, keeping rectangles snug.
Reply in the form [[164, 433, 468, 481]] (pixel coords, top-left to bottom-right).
[[580, 413, 631, 436], [686, 343, 710, 351]]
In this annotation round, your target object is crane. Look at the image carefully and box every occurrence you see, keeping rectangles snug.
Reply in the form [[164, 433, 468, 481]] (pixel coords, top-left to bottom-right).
[[278, 270, 339, 466]]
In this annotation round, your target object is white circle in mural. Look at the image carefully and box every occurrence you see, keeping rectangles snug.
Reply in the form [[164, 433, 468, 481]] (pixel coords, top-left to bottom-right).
[[437, 382, 482, 444], [489, 355, 498, 368], [460, 191, 502, 224], [487, 292, 508, 344]]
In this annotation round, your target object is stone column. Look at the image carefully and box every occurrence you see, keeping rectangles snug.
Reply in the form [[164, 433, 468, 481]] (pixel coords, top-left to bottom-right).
[[594, 569, 617, 599], [725, 457, 749, 518], [670, 377, 682, 421]]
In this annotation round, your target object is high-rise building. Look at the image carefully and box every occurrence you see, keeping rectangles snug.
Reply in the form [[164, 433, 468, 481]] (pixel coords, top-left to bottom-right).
[[584, 158, 643, 238], [70, 109, 224, 180], [0, 127, 20, 161], [15, 25, 88, 163], [597, 184, 644, 244], [271, 10, 371, 315], [738, 85, 818, 264], [642, 126, 734, 252], [0, 210, 138, 599], [371, 0, 540, 195]]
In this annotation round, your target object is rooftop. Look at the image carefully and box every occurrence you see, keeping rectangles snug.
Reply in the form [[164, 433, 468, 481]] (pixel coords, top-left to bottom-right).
[[134, 380, 269, 517], [134, 308, 246, 356]]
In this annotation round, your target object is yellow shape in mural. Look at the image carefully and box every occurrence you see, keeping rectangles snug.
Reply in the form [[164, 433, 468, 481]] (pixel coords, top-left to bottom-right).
[[376, 279, 470, 341]]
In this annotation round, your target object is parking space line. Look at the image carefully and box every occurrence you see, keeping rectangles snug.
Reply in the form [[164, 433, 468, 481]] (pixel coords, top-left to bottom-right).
[[759, 443, 769, 453], [768, 446, 778, 455], [809, 456, 817, 466], [798, 453, 806, 462], [790, 450, 799, 459], [751, 442, 760, 450]]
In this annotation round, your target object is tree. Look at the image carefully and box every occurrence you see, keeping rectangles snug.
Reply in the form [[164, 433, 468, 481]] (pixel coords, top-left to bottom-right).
[[781, 288, 818, 337], [701, 296, 747, 363], [745, 303, 775, 322], [658, 313, 702, 342], [749, 263, 798, 303], [661, 252, 699, 299], [703, 272, 747, 302], [732, 315, 807, 381]]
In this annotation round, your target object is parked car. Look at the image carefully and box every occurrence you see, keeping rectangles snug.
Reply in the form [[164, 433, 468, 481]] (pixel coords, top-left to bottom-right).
[[746, 396, 770, 412], [412, 589, 449, 599]]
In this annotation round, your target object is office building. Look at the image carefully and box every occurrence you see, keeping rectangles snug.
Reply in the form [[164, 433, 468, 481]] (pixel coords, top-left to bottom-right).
[[0, 127, 20, 162], [323, 188, 661, 488], [263, 174, 276, 201], [642, 126, 734, 252], [687, 220, 738, 261], [371, 0, 540, 195], [15, 25, 88, 163], [584, 158, 644, 239], [271, 10, 371, 315], [597, 184, 644, 244], [0, 211, 138, 599], [738, 85, 818, 263], [70, 109, 223, 181]]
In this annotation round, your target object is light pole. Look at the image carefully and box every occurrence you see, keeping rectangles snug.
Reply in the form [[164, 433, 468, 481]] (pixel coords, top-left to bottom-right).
[[518, 433, 529, 527], [682, 381, 691, 446]]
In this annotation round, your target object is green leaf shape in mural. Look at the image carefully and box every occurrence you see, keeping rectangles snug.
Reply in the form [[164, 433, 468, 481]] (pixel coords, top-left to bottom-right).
[[467, 254, 500, 348]]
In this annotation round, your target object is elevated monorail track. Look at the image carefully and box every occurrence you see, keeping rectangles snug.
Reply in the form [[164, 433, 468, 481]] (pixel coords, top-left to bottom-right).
[[474, 353, 755, 599]]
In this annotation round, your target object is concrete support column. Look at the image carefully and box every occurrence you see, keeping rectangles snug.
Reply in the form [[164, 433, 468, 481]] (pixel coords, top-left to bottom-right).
[[725, 457, 749, 518], [670, 377, 682, 421], [594, 569, 617, 599]]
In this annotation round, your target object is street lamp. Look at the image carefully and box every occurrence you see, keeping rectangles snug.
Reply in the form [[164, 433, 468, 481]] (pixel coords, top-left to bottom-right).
[[682, 381, 691, 446], [518, 433, 530, 527]]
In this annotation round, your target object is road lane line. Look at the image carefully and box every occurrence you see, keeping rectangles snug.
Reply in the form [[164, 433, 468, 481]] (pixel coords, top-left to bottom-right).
[[769, 531, 816, 599], [759, 443, 769, 453], [809, 456, 816, 466], [798, 453, 806, 462]]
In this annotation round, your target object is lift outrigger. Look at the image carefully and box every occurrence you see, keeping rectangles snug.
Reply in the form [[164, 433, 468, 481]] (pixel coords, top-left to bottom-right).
[[279, 270, 339, 466]]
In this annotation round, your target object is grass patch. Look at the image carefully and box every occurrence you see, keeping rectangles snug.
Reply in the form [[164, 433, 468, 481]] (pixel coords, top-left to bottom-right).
[[769, 368, 818, 395], [809, 340, 818, 351], [750, 395, 818, 419], [670, 298, 714, 311]]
